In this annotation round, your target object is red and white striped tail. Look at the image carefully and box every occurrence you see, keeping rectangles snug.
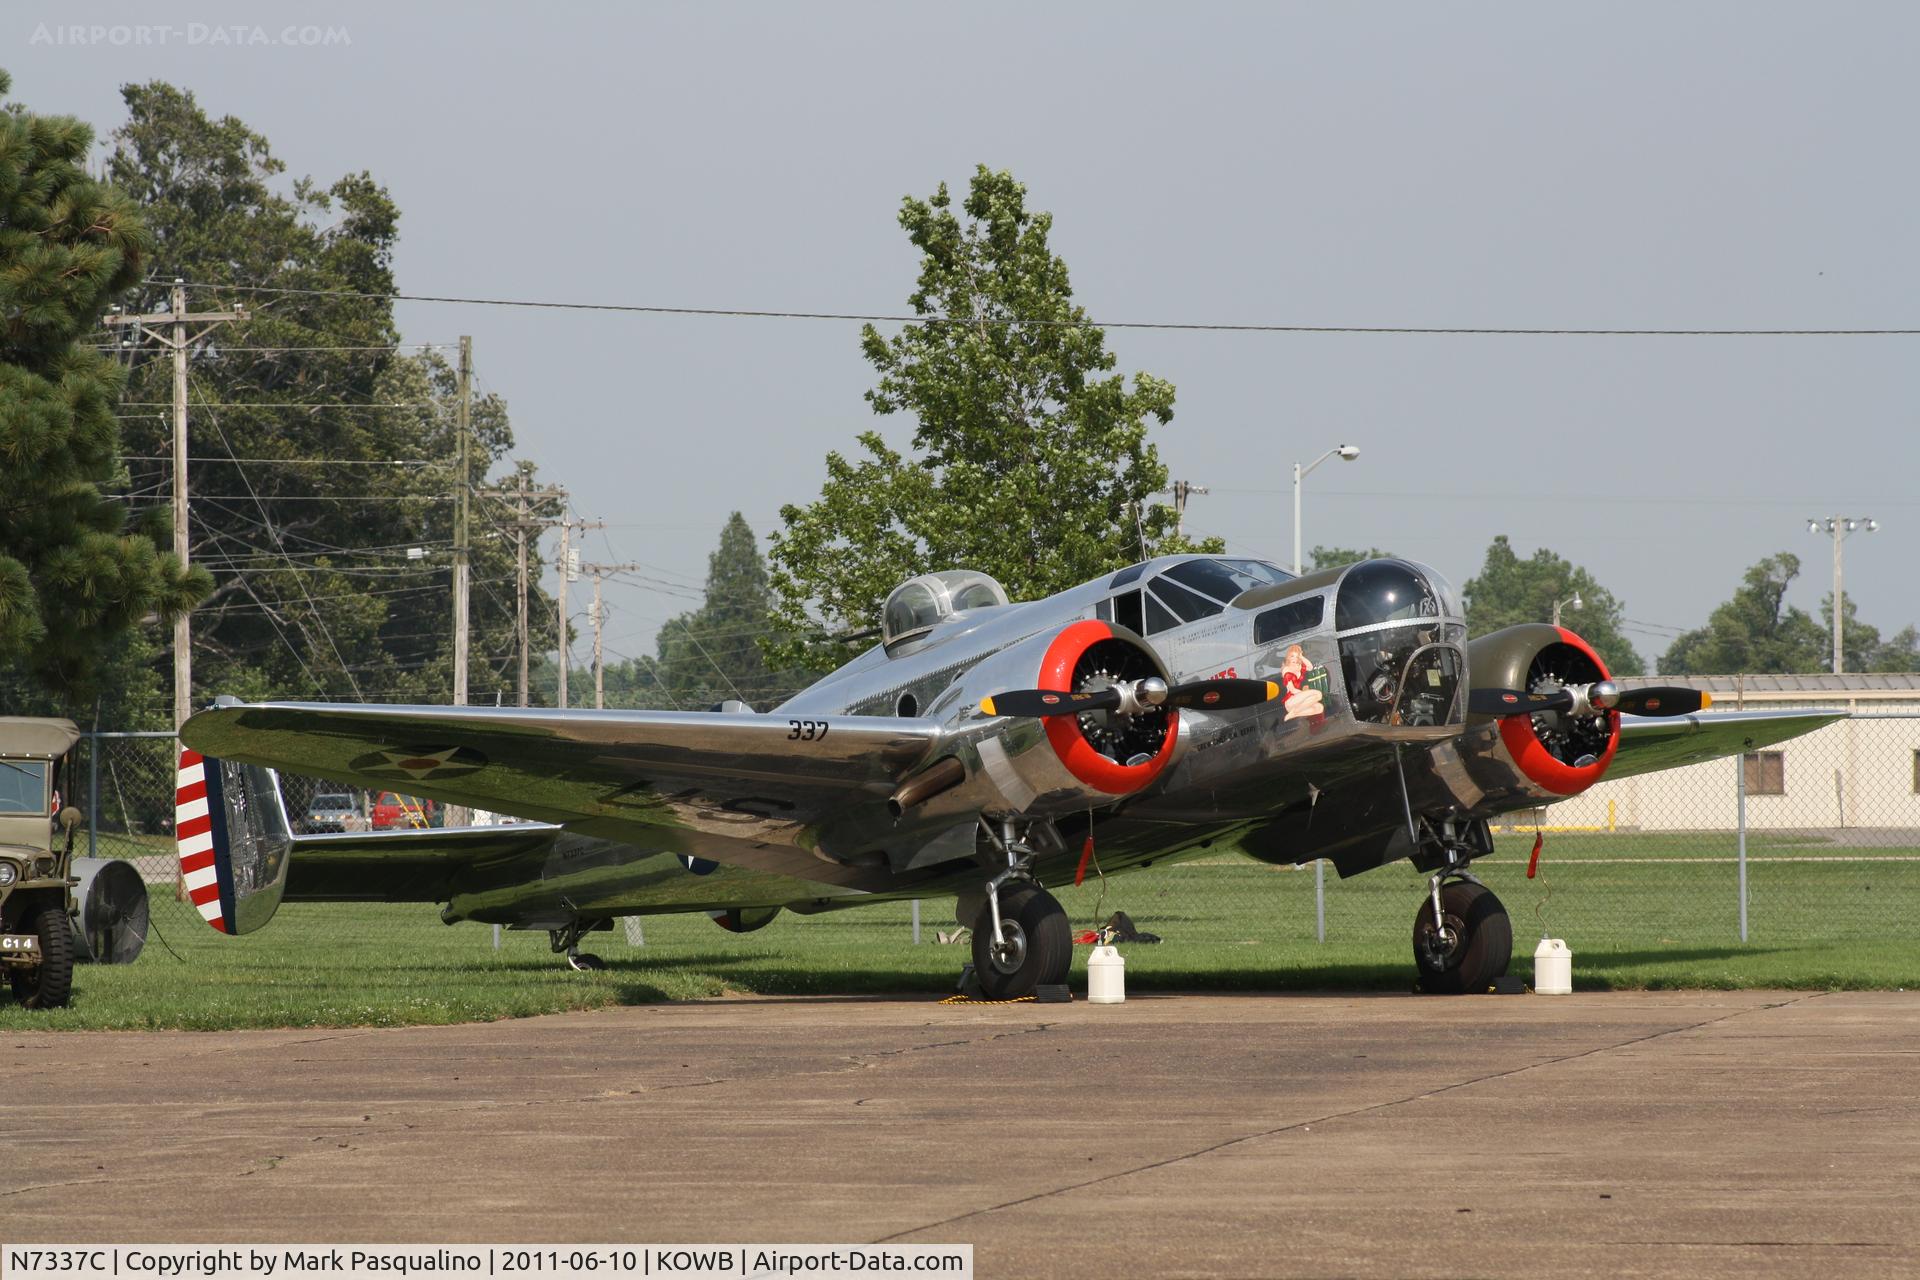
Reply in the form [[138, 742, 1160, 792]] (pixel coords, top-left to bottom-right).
[[175, 747, 230, 932]]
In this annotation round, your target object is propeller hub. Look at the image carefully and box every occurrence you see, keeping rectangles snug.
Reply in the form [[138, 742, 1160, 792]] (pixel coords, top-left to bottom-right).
[[1135, 677, 1169, 708]]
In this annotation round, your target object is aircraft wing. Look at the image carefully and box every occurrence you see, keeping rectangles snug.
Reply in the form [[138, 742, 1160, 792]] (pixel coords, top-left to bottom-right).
[[1607, 708, 1847, 780], [181, 702, 946, 888]]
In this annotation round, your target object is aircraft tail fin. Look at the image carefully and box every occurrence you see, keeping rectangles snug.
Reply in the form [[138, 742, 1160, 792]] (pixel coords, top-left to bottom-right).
[[175, 746, 293, 934]]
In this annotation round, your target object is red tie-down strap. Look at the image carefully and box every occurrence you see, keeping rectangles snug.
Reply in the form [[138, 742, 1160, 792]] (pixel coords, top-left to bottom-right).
[[1527, 831, 1544, 879]]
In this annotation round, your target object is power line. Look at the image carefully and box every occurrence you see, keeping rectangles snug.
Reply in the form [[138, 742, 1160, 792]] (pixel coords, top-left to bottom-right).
[[118, 401, 438, 409], [119, 455, 440, 466], [166, 280, 1920, 337], [92, 343, 458, 354]]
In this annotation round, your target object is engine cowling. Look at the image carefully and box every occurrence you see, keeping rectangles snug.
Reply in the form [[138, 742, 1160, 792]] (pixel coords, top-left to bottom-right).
[[961, 619, 1182, 814], [1441, 623, 1622, 808]]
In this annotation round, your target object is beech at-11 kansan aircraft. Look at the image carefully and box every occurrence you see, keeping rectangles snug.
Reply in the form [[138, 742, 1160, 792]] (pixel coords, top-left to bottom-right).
[[176, 555, 1838, 996]]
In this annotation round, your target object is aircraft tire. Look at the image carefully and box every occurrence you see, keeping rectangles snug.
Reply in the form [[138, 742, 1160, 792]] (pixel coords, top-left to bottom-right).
[[972, 884, 1071, 1000], [9, 899, 75, 1009], [1411, 881, 1511, 995]]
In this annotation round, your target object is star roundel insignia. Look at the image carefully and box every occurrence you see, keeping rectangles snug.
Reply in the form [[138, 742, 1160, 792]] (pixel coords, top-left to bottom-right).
[[348, 745, 488, 782]]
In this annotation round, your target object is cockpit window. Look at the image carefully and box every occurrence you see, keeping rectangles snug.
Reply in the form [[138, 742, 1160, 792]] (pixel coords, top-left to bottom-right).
[[1163, 558, 1291, 603], [1143, 592, 1181, 635], [1149, 577, 1225, 625]]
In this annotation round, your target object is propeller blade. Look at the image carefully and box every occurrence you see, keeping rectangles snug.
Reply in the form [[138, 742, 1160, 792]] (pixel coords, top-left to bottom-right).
[[979, 688, 1123, 718], [1467, 687, 1576, 718], [1162, 678, 1282, 711], [1614, 686, 1712, 717]]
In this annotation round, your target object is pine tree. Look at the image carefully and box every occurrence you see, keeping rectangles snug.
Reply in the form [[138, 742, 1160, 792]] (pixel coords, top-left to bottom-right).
[[0, 69, 205, 705], [655, 514, 810, 708]]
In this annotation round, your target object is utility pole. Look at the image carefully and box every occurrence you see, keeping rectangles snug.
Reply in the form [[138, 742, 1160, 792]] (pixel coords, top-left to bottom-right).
[[1809, 516, 1878, 673], [478, 470, 569, 707], [554, 518, 603, 708], [1157, 480, 1210, 539], [580, 562, 643, 709], [102, 279, 245, 731], [452, 335, 471, 709]]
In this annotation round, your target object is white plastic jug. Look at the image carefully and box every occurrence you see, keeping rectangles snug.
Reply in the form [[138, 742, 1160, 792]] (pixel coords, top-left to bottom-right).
[[1533, 937, 1573, 995], [1087, 944, 1126, 1004]]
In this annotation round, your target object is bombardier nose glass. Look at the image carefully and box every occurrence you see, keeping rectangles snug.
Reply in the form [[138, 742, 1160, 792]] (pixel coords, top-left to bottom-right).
[[1334, 561, 1465, 725]]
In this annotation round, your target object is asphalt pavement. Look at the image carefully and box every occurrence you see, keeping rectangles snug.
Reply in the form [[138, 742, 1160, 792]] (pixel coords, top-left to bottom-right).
[[4, 990, 1916, 1278]]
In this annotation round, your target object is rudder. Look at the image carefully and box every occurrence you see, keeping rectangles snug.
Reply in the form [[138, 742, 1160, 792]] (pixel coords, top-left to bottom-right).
[[175, 747, 293, 934]]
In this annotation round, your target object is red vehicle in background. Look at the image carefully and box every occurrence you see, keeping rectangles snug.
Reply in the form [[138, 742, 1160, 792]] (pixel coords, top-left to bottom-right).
[[370, 791, 439, 830]]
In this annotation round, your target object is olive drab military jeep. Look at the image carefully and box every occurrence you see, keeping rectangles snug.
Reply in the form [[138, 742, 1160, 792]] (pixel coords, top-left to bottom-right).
[[0, 717, 84, 1008]]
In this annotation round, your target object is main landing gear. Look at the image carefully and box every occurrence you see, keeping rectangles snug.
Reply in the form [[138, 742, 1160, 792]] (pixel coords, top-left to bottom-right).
[[1406, 815, 1512, 994], [1412, 875, 1513, 994], [549, 920, 608, 971], [968, 818, 1071, 1000]]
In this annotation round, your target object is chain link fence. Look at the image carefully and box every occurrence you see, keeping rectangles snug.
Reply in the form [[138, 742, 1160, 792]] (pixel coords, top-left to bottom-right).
[[77, 713, 1920, 957]]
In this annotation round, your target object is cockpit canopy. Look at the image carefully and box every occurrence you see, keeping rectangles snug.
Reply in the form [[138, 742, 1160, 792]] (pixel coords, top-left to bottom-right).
[[881, 569, 1010, 649]]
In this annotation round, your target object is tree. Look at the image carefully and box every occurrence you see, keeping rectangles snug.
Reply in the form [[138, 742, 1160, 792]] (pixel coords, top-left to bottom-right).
[[767, 167, 1218, 669], [1309, 544, 1393, 572], [1660, 553, 1827, 675], [1869, 625, 1920, 673], [1462, 536, 1645, 676], [0, 69, 205, 708], [102, 82, 537, 711], [651, 514, 811, 709], [1819, 592, 1881, 674]]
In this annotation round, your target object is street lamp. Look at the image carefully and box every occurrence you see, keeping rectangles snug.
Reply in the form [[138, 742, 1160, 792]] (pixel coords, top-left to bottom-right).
[[1809, 516, 1877, 673], [1292, 444, 1361, 574], [1552, 591, 1583, 628], [1291, 442, 1358, 947]]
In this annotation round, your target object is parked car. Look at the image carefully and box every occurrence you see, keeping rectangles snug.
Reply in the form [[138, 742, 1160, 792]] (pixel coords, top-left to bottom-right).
[[370, 791, 438, 830], [302, 792, 360, 833]]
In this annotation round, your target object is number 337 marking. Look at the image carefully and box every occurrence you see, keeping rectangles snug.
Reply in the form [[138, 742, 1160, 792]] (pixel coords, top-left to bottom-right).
[[788, 719, 829, 741]]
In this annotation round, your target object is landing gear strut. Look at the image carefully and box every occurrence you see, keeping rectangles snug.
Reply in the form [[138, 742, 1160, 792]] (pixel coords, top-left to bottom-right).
[[549, 920, 607, 972], [968, 818, 1071, 999]]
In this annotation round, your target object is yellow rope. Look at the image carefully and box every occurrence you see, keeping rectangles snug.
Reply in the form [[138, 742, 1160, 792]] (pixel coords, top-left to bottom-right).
[[938, 994, 1038, 1005]]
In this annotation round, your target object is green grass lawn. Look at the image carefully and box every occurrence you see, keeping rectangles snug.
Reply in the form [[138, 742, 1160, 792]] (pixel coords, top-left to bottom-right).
[[8, 829, 1916, 1029]]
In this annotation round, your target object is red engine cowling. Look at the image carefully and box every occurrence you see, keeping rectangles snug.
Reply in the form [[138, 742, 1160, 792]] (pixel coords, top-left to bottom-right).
[[1448, 624, 1622, 807], [963, 619, 1182, 813]]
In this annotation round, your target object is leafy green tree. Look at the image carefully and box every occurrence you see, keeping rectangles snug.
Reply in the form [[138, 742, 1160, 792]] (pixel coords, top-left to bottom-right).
[[1869, 625, 1920, 673], [1818, 592, 1881, 674], [0, 69, 205, 710], [768, 167, 1217, 669], [102, 82, 537, 711], [1660, 553, 1827, 675], [1309, 544, 1394, 572], [1462, 535, 1644, 676]]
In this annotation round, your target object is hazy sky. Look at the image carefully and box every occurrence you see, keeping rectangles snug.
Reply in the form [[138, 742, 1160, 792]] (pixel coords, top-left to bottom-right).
[[15, 2, 1918, 676]]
